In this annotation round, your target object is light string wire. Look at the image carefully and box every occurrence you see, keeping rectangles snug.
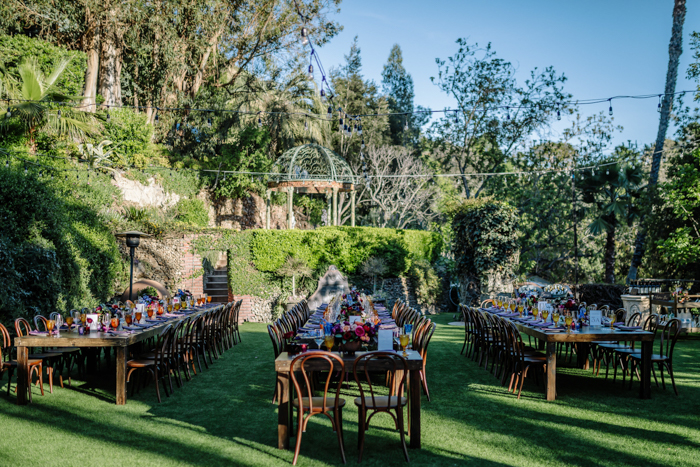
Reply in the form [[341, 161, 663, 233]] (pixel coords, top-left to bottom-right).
[[1, 90, 694, 121]]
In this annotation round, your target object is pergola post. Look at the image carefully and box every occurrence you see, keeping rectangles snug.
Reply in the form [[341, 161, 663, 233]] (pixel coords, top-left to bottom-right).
[[265, 190, 271, 229], [351, 190, 356, 227], [287, 186, 294, 229], [332, 187, 339, 226], [326, 191, 332, 226]]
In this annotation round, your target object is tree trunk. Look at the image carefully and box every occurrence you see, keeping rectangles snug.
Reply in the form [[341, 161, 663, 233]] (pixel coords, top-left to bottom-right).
[[627, 0, 686, 282], [81, 8, 100, 113], [98, 20, 123, 107], [604, 216, 617, 284]]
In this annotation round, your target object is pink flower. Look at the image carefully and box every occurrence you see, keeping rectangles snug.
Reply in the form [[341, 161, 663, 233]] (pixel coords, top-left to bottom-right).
[[342, 325, 350, 332], [361, 335, 370, 342], [355, 326, 365, 337]]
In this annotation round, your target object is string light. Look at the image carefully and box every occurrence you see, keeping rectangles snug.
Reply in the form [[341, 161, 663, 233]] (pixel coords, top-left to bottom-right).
[[404, 117, 409, 132], [608, 99, 613, 116], [320, 88, 326, 102], [556, 103, 561, 121], [326, 106, 332, 120], [453, 110, 459, 124], [57, 109, 61, 119], [300, 27, 309, 47], [24, 164, 27, 175], [207, 117, 212, 127], [4, 159, 7, 168], [257, 113, 262, 128], [154, 108, 159, 124], [657, 94, 662, 112], [106, 105, 110, 123], [5, 100, 10, 118], [506, 106, 510, 120], [308, 63, 314, 81], [304, 117, 309, 132]]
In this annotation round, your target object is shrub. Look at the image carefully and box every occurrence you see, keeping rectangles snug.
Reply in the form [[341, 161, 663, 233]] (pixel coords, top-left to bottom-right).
[[410, 259, 442, 308], [174, 198, 209, 227], [0, 164, 125, 323]]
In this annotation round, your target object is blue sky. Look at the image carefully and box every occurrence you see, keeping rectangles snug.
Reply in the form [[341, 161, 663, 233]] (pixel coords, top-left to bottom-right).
[[316, 0, 699, 150]]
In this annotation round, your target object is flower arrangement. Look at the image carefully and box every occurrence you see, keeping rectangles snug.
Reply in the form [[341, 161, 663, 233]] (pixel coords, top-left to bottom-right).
[[331, 320, 378, 344], [518, 284, 541, 297], [672, 289, 690, 303]]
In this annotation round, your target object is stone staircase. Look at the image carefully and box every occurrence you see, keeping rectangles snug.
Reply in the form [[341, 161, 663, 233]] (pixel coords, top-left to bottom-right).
[[204, 256, 229, 304]]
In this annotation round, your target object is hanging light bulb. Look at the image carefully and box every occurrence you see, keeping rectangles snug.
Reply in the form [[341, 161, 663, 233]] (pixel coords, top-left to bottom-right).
[[308, 63, 314, 81], [506, 106, 510, 120], [51, 173, 53, 180], [358, 122, 363, 135], [556, 103, 561, 121], [343, 123, 348, 135], [154, 108, 160, 123], [453, 110, 459, 124], [608, 99, 613, 116], [24, 164, 27, 175], [404, 117, 409, 132], [4, 159, 7, 168], [361, 138, 365, 149], [304, 118, 309, 132], [5, 101, 10, 118], [657, 94, 662, 112], [320, 88, 326, 102], [606, 168, 610, 175], [301, 27, 309, 46], [258, 114, 263, 127], [327, 106, 332, 120], [207, 117, 212, 127], [57, 109, 62, 119], [106, 105, 110, 123], [39, 170, 42, 177], [339, 116, 343, 132], [65, 174, 68, 180]]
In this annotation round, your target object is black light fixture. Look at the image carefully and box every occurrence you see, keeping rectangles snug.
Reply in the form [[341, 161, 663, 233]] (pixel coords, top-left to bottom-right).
[[115, 231, 153, 300]]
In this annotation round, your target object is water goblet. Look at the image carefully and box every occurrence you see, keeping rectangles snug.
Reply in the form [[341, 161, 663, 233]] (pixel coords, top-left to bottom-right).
[[54, 315, 63, 337], [399, 332, 410, 357], [207, 295, 212, 304], [314, 330, 324, 350], [111, 317, 119, 330], [609, 313, 616, 329], [324, 334, 335, 353], [541, 310, 549, 323], [552, 312, 560, 327], [125, 313, 132, 326], [65, 316, 74, 331], [565, 315, 573, 333], [46, 319, 55, 335], [147, 307, 154, 319], [135, 311, 142, 324]]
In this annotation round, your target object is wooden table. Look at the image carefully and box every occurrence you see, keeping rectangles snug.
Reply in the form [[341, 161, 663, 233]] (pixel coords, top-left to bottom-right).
[[485, 310, 654, 401], [14, 304, 222, 405], [275, 350, 424, 450]]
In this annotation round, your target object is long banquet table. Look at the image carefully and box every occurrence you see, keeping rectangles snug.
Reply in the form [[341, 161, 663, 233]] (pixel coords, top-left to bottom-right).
[[275, 303, 424, 449], [14, 303, 223, 405], [482, 307, 654, 401]]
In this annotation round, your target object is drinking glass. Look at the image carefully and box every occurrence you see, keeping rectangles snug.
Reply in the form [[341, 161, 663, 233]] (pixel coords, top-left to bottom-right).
[[532, 308, 539, 320], [167, 303, 173, 312], [510, 302, 516, 312], [157, 304, 164, 316], [609, 313, 616, 329], [135, 311, 142, 323], [324, 334, 335, 352], [46, 319, 55, 335], [54, 315, 63, 337], [102, 314, 111, 330], [541, 310, 549, 323], [207, 295, 212, 303], [111, 317, 119, 330], [181, 300, 188, 310], [314, 330, 324, 350], [565, 315, 573, 333], [517, 304, 523, 317], [552, 312, 560, 327], [80, 313, 87, 327], [125, 313, 132, 326], [65, 316, 74, 330], [147, 307, 154, 319], [399, 332, 410, 357]]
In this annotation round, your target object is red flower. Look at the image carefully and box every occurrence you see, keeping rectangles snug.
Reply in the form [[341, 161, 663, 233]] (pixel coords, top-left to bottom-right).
[[363, 325, 370, 332], [355, 326, 365, 337], [343, 331, 352, 341]]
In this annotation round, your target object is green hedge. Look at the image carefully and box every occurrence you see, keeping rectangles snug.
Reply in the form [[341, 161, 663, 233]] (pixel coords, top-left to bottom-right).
[[250, 227, 442, 276], [0, 164, 126, 324], [227, 227, 442, 297]]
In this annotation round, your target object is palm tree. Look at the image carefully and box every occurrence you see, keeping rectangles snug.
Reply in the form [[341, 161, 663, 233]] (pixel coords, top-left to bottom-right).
[[1, 58, 98, 149], [627, 0, 686, 282], [579, 162, 643, 284]]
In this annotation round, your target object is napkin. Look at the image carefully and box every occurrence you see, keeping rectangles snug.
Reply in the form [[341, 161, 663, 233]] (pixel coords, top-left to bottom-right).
[[124, 326, 143, 331], [108, 330, 131, 336], [145, 319, 161, 323], [134, 323, 154, 328], [532, 322, 553, 328], [618, 325, 642, 331], [28, 331, 48, 336]]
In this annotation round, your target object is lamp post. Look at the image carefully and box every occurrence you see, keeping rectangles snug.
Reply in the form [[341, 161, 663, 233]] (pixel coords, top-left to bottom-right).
[[115, 231, 152, 301]]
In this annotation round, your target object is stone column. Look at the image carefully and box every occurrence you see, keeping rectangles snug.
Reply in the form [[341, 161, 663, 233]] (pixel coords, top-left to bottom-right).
[[326, 191, 332, 226], [287, 186, 294, 229], [351, 190, 356, 227], [332, 187, 339, 226], [265, 190, 271, 229]]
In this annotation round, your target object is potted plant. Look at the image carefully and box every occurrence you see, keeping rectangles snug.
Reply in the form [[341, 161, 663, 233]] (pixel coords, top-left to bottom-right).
[[359, 256, 388, 295]]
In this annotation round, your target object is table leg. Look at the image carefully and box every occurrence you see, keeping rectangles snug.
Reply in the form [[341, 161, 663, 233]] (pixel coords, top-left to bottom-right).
[[546, 342, 557, 401], [577, 343, 590, 370], [639, 340, 652, 399], [409, 369, 421, 449], [116, 346, 126, 405], [277, 371, 290, 449], [16, 346, 28, 405]]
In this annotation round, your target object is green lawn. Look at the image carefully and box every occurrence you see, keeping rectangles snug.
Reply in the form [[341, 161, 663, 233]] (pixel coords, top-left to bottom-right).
[[1, 314, 699, 466]]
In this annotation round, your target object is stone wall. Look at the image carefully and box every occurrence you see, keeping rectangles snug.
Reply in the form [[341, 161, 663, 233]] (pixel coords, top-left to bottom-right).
[[228, 292, 280, 323]]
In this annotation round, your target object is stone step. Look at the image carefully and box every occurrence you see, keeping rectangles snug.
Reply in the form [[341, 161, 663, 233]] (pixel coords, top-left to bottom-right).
[[205, 282, 228, 290], [207, 276, 228, 284]]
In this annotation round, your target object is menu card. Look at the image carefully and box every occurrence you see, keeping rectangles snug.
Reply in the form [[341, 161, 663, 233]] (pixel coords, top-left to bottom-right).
[[349, 315, 362, 324], [87, 313, 100, 331], [378, 330, 393, 351], [589, 310, 602, 327]]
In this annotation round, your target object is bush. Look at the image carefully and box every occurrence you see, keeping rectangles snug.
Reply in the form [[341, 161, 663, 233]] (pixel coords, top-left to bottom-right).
[[250, 227, 442, 277], [103, 108, 158, 167], [0, 34, 86, 96], [410, 259, 443, 308], [0, 164, 125, 323], [174, 198, 209, 227]]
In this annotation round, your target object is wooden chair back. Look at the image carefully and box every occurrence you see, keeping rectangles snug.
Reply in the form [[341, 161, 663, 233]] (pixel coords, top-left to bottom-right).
[[290, 351, 344, 415], [659, 318, 681, 361], [353, 351, 407, 410], [14, 318, 33, 337]]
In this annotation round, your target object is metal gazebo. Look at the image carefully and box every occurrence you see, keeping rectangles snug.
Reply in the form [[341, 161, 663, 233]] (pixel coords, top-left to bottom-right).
[[266, 143, 356, 229]]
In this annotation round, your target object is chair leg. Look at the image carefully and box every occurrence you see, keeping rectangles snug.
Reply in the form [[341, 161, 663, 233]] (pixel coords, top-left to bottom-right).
[[397, 407, 410, 462], [6, 367, 15, 396], [657, 362, 664, 390], [292, 412, 305, 466], [668, 363, 678, 396], [357, 408, 366, 462], [334, 408, 346, 465]]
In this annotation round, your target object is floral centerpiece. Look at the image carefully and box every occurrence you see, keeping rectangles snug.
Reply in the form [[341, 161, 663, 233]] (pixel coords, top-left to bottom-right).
[[330, 320, 379, 354], [324, 291, 380, 354], [672, 289, 690, 303]]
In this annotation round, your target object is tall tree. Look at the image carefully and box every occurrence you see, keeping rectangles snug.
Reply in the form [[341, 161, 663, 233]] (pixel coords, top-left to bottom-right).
[[382, 44, 416, 145], [627, 0, 686, 282], [430, 39, 569, 199]]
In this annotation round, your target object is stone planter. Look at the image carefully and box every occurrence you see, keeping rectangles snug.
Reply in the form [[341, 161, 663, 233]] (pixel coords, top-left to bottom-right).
[[620, 294, 650, 322], [340, 340, 362, 355]]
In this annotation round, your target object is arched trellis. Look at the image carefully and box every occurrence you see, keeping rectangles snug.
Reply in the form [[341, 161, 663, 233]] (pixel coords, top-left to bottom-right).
[[266, 143, 356, 229]]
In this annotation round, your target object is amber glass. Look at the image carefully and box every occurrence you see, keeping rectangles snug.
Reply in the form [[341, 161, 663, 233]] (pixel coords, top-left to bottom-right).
[[111, 318, 119, 329], [324, 335, 335, 352], [65, 316, 74, 328], [147, 307, 154, 319], [552, 313, 560, 326], [565, 315, 573, 333], [125, 314, 132, 325], [541, 310, 549, 323], [80, 313, 87, 326], [207, 296, 212, 303], [135, 311, 142, 323], [400, 333, 410, 357], [174, 302, 180, 311], [157, 304, 164, 316], [46, 320, 55, 334]]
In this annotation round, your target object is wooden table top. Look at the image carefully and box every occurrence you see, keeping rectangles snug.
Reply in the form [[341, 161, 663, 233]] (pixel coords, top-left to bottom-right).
[[275, 350, 423, 372], [15, 304, 223, 348], [482, 309, 654, 343]]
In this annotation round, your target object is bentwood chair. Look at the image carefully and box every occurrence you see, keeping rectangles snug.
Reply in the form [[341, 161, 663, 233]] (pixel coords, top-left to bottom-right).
[[1, 323, 44, 402], [505, 323, 547, 399], [614, 314, 659, 385], [353, 351, 409, 463], [592, 311, 641, 378], [290, 351, 346, 465], [127, 324, 172, 403], [14, 318, 61, 395], [34, 314, 82, 388], [627, 318, 681, 395], [413, 319, 436, 401]]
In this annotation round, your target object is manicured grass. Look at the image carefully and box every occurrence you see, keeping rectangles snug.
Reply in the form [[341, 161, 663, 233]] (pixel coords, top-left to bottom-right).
[[1, 314, 699, 466]]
